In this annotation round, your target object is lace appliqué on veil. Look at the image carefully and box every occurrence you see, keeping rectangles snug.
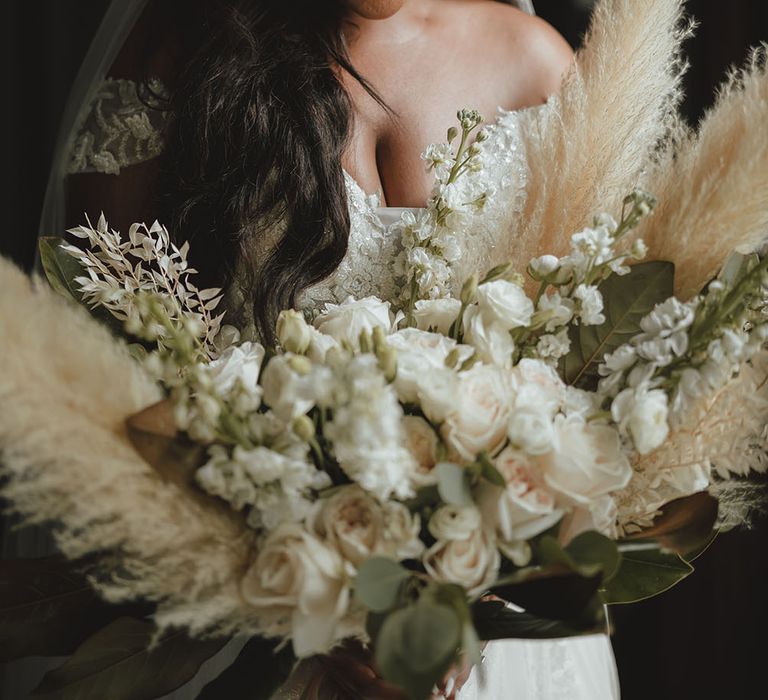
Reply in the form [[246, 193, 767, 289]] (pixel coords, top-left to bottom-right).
[[68, 78, 168, 176]]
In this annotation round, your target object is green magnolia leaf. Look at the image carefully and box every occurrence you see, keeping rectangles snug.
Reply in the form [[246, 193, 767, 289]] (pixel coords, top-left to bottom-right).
[[566, 531, 622, 583], [375, 601, 461, 700], [471, 600, 602, 640], [30, 617, 227, 700], [355, 557, 411, 613], [563, 261, 675, 386], [196, 636, 296, 700], [603, 544, 693, 605], [478, 453, 506, 487], [624, 491, 719, 556], [436, 462, 473, 506], [38, 237, 84, 301], [0, 557, 122, 662]]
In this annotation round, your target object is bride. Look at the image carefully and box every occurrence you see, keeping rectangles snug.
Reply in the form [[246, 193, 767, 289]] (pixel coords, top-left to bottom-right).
[[20, 0, 620, 698]]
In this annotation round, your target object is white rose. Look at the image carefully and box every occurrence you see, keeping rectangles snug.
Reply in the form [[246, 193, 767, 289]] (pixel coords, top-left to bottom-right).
[[511, 358, 566, 417], [537, 415, 632, 506], [418, 367, 461, 423], [611, 384, 670, 455], [208, 341, 265, 397], [441, 365, 512, 462], [507, 408, 555, 455], [313, 296, 392, 349], [402, 415, 440, 487], [413, 298, 463, 335], [424, 512, 500, 595], [241, 523, 352, 657], [428, 504, 482, 541], [482, 448, 562, 541], [462, 305, 515, 367], [476, 279, 534, 330]]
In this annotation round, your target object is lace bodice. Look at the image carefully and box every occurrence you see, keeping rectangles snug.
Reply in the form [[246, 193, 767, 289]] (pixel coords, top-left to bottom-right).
[[298, 107, 533, 313]]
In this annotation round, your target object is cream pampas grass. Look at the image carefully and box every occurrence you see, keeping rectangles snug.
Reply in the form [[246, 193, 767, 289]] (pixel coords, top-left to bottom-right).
[[505, 0, 690, 269], [633, 47, 768, 299], [0, 257, 262, 637], [616, 350, 768, 533]]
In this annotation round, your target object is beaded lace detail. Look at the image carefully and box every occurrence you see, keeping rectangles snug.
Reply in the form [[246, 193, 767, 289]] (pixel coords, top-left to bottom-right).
[[68, 78, 168, 176], [299, 106, 536, 314]]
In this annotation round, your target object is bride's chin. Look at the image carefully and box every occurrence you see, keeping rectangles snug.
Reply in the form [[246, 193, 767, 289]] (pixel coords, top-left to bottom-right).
[[346, 0, 406, 20]]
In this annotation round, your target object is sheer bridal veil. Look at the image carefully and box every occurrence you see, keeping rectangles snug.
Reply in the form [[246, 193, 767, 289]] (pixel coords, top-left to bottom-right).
[[36, 0, 535, 246]]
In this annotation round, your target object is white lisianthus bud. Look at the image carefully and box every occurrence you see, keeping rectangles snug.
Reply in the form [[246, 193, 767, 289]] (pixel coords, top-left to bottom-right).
[[277, 310, 312, 354], [461, 273, 480, 305], [292, 414, 316, 442], [529, 255, 561, 280]]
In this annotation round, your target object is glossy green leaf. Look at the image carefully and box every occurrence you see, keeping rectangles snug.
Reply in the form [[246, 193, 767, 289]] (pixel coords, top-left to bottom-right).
[[38, 237, 83, 301], [355, 557, 411, 613], [472, 599, 603, 640], [436, 462, 473, 506], [0, 557, 121, 662], [196, 636, 296, 700], [30, 617, 227, 700], [566, 531, 622, 583], [603, 545, 693, 604], [563, 261, 675, 386]]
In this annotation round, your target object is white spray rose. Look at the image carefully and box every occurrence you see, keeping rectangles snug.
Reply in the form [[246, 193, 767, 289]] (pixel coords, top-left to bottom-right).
[[475, 279, 534, 330], [241, 523, 352, 657], [313, 296, 393, 349], [402, 415, 440, 487], [611, 384, 670, 455], [413, 298, 463, 335], [462, 306, 515, 367], [441, 365, 512, 462]]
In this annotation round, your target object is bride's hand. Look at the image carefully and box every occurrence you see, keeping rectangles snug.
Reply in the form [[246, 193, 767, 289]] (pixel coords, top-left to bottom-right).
[[430, 654, 476, 700]]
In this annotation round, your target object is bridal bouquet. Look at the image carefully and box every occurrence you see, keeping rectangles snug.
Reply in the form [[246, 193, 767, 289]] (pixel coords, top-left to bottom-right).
[[10, 107, 763, 699]]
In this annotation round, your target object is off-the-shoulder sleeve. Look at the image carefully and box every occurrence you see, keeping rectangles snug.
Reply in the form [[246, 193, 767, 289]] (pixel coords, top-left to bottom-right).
[[67, 77, 169, 176]]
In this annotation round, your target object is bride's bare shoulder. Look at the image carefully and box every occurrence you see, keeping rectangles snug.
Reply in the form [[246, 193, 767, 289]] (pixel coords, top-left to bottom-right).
[[452, 0, 574, 104]]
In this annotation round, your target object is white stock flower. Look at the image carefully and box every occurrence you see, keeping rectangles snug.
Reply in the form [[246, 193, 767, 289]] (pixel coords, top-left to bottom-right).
[[207, 341, 265, 398], [313, 296, 393, 349], [413, 298, 463, 334], [536, 291, 574, 332], [440, 365, 512, 462], [537, 415, 632, 506], [611, 384, 670, 455], [424, 505, 500, 595], [462, 306, 515, 367], [574, 284, 606, 326], [536, 329, 571, 361], [475, 280, 534, 330], [241, 523, 352, 657], [261, 355, 325, 421], [305, 326, 340, 364]]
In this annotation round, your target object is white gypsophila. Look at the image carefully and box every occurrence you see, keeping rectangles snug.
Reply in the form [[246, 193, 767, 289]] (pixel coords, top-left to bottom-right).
[[475, 279, 535, 331], [536, 328, 571, 362], [313, 296, 393, 350], [240, 522, 353, 657], [65, 216, 224, 357], [324, 354, 416, 501], [611, 383, 670, 455], [535, 291, 575, 332], [412, 298, 463, 335], [573, 284, 606, 326], [462, 306, 515, 368], [440, 364, 512, 462]]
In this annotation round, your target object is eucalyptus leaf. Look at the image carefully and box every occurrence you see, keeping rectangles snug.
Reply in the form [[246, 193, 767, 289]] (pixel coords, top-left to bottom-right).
[[355, 557, 410, 613], [436, 462, 473, 506], [472, 600, 602, 640], [375, 601, 461, 700], [196, 637, 296, 700], [603, 545, 693, 604], [563, 261, 675, 386], [30, 617, 227, 700], [566, 531, 622, 583], [0, 557, 121, 662]]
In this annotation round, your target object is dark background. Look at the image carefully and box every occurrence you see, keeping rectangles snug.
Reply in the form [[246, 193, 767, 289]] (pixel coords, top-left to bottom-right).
[[2, 1, 767, 699]]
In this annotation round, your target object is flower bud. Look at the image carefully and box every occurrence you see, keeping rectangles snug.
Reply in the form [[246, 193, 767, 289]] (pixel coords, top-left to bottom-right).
[[461, 273, 480, 305], [447, 126, 458, 143], [276, 309, 311, 354], [287, 354, 312, 376], [444, 347, 461, 369], [377, 346, 398, 382], [528, 255, 560, 280], [292, 414, 316, 442]]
